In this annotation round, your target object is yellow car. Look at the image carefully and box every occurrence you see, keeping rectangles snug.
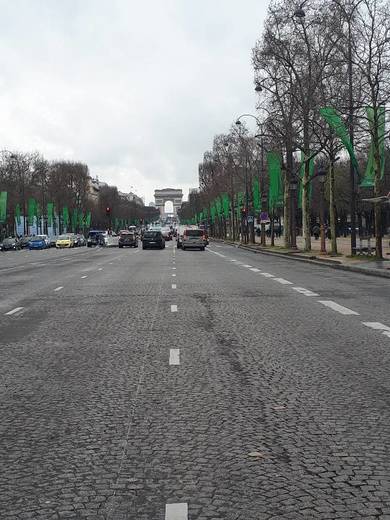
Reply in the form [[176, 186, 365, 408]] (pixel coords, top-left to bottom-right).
[[56, 234, 75, 248]]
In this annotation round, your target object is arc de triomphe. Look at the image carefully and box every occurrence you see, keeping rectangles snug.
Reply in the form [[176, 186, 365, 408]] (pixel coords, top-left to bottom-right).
[[154, 188, 183, 216]]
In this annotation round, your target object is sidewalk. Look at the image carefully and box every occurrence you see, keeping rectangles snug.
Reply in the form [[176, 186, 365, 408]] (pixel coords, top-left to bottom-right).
[[216, 234, 390, 279]]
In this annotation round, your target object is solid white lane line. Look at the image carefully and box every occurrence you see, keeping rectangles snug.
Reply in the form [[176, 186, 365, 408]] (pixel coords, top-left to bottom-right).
[[81, 275, 88, 279], [172, 284, 177, 289], [318, 300, 359, 316], [383, 331, 390, 338], [250, 268, 261, 272], [5, 307, 24, 316], [260, 273, 274, 278], [293, 287, 319, 297], [169, 349, 180, 365], [273, 278, 293, 285], [54, 286, 63, 292], [362, 322, 390, 332], [165, 503, 188, 520], [171, 305, 178, 312]]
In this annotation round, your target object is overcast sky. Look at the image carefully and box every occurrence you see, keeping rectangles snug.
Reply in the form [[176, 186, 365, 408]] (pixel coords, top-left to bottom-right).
[[0, 0, 269, 204]]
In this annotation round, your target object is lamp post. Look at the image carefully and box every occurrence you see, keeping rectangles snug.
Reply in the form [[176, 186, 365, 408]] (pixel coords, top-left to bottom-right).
[[235, 113, 267, 246], [318, 168, 327, 254]]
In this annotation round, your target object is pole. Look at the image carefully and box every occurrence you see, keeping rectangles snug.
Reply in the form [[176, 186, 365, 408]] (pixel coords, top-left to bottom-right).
[[348, 18, 357, 255], [320, 178, 326, 254], [260, 137, 266, 246]]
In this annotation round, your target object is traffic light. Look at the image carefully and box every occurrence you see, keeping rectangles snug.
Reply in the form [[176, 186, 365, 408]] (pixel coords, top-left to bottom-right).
[[106, 206, 111, 216]]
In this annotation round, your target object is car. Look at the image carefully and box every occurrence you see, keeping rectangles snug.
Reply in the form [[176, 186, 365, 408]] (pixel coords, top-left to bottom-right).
[[74, 234, 86, 247], [56, 234, 75, 248], [161, 226, 172, 240], [87, 230, 105, 247], [0, 237, 21, 251], [49, 236, 58, 247], [20, 235, 33, 248], [28, 235, 50, 250], [118, 230, 138, 248], [142, 230, 165, 249], [181, 228, 207, 251]]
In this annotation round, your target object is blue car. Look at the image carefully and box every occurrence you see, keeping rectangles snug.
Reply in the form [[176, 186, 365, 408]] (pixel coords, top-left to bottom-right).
[[28, 235, 49, 250]]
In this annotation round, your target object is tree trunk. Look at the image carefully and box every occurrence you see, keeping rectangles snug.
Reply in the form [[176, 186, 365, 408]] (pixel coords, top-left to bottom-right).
[[329, 161, 337, 255], [283, 169, 290, 248], [302, 117, 311, 251], [374, 137, 383, 259]]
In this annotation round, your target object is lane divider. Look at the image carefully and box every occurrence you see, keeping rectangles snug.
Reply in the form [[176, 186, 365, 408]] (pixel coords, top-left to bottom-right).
[[4, 307, 24, 316], [172, 284, 177, 289], [171, 305, 178, 313], [318, 300, 359, 316], [169, 349, 180, 365], [54, 286, 63, 292], [81, 275, 88, 279], [165, 503, 188, 519], [273, 278, 293, 285], [293, 287, 318, 297]]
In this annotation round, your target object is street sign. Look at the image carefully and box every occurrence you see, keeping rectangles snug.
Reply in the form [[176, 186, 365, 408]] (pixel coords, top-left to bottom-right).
[[247, 215, 254, 223], [260, 212, 270, 224]]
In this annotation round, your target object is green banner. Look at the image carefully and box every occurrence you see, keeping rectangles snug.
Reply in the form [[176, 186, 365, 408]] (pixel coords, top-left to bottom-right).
[[71, 210, 78, 232], [267, 152, 283, 209], [0, 191, 7, 223], [85, 211, 92, 228], [15, 203, 21, 225], [360, 106, 385, 188], [62, 207, 69, 229], [320, 107, 359, 172], [47, 202, 54, 227], [28, 198, 37, 225], [252, 177, 261, 212]]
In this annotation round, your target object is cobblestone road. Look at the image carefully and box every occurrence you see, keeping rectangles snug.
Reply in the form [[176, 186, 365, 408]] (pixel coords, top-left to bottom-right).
[[1, 241, 390, 519]]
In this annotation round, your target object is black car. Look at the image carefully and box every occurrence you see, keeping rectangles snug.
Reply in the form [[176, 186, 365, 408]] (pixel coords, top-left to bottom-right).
[[87, 230, 105, 247], [118, 230, 138, 248], [142, 231, 165, 250], [1, 237, 21, 251]]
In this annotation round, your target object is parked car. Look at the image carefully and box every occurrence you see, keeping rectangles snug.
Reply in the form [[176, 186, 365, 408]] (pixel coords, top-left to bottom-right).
[[74, 234, 86, 247], [118, 230, 138, 248], [142, 230, 165, 250], [0, 237, 21, 251], [20, 235, 33, 248], [56, 234, 75, 248], [28, 235, 50, 250], [49, 236, 58, 247], [181, 228, 206, 251]]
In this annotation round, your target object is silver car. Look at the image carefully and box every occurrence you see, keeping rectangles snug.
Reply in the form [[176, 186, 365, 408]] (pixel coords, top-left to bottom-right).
[[181, 228, 206, 251]]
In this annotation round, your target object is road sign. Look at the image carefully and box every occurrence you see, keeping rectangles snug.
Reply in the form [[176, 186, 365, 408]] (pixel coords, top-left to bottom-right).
[[247, 215, 254, 223]]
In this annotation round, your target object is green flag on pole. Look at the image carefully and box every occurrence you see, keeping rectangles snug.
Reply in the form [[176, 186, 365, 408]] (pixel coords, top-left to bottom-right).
[[267, 152, 283, 209], [360, 106, 385, 187], [28, 198, 37, 226], [62, 207, 69, 229], [252, 177, 261, 212], [320, 107, 359, 172], [15, 203, 21, 225], [0, 191, 7, 223]]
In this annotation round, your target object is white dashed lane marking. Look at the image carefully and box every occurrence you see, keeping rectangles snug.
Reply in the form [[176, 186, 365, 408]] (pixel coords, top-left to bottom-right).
[[4, 307, 24, 316], [250, 268, 261, 272], [172, 284, 177, 289], [81, 275, 88, 279], [318, 300, 359, 316], [165, 503, 188, 519], [362, 322, 390, 332], [172, 267, 176, 270], [54, 286, 63, 292], [172, 274, 176, 277], [273, 278, 293, 285], [98, 268, 103, 271], [293, 287, 319, 297], [171, 305, 178, 312], [260, 273, 274, 278], [242, 264, 252, 268], [169, 349, 180, 365]]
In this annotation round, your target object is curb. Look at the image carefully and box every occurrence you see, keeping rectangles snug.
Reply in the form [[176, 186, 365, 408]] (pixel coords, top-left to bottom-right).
[[211, 239, 390, 280]]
